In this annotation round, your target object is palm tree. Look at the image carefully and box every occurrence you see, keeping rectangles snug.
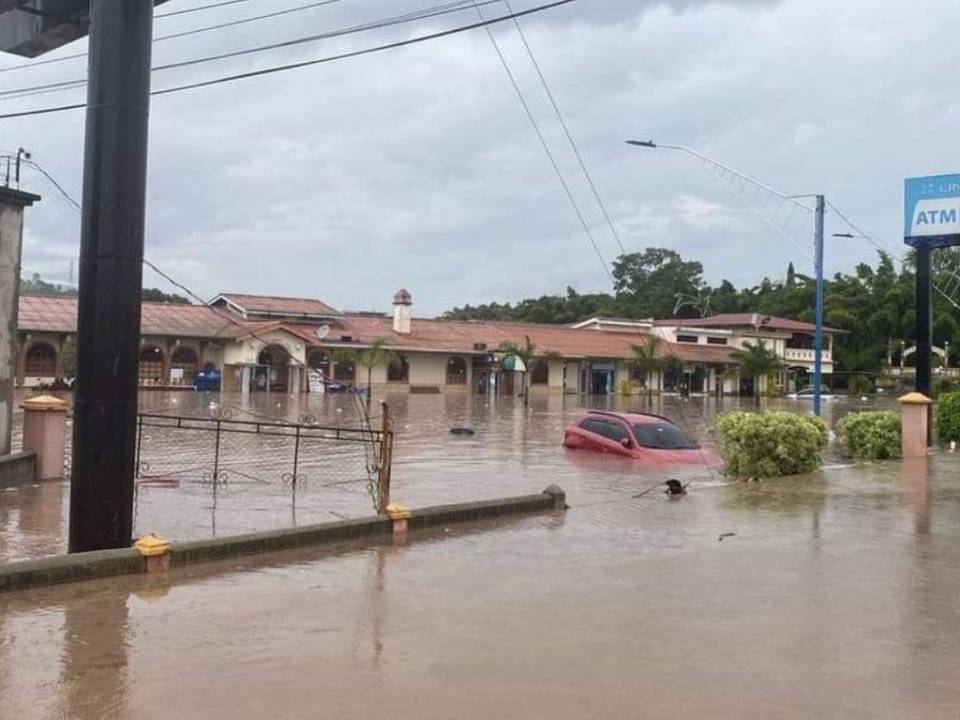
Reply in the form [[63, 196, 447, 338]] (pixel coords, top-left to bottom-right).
[[333, 337, 397, 408], [498, 336, 537, 404], [731, 339, 784, 398], [627, 336, 664, 398]]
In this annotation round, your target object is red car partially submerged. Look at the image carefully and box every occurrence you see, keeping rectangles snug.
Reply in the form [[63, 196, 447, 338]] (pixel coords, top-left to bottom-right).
[[563, 410, 722, 466]]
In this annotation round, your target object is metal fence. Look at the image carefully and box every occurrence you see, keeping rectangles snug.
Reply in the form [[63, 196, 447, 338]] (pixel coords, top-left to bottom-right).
[[134, 411, 393, 513]]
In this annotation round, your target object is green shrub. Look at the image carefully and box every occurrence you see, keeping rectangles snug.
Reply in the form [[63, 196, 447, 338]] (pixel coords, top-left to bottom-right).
[[933, 378, 957, 399], [837, 411, 901, 461], [715, 411, 829, 478], [847, 374, 873, 396], [936, 391, 960, 443]]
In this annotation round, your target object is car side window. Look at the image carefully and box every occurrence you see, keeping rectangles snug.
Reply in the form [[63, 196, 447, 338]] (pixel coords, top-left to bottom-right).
[[603, 421, 629, 444], [580, 418, 608, 436]]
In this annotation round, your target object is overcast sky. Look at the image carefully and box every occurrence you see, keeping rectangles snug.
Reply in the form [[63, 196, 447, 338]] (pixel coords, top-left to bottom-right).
[[2, 0, 959, 315]]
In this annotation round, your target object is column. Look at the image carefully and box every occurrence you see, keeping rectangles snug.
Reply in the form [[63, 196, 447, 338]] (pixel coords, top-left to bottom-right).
[[0, 188, 40, 455]]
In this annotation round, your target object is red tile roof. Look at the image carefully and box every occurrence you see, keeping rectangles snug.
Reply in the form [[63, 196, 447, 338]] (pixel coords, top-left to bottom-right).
[[655, 313, 845, 334], [17, 294, 740, 364], [215, 293, 340, 318], [299, 314, 739, 364], [20, 293, 236, 338]]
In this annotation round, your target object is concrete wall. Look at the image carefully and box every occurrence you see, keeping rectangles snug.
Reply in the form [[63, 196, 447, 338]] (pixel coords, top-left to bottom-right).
[[0, 451, 35, 488], [409, 352, 447, 386]]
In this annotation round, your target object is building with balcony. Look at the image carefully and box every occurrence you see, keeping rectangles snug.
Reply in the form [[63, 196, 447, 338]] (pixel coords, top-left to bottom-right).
[[14, 290, 844, 396]]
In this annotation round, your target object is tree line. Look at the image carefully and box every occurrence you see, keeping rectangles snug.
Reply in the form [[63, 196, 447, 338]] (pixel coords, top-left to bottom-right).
[[20, 272, 190, 304], [443, 247, 960, 375]]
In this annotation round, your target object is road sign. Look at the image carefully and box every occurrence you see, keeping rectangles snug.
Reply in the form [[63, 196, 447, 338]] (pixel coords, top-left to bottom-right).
[[904, 173, 960, 248], [0, 0, 168, 57]]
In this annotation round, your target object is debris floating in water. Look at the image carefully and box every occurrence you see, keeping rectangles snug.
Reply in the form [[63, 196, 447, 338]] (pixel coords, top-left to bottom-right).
[[449, 427, 475, 436], [664, 479, 686, 497], [718, 532, 736, 541]]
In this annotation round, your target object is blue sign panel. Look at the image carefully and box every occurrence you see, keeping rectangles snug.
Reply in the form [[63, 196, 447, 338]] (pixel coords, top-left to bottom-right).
[[905, 173, 960, 248]]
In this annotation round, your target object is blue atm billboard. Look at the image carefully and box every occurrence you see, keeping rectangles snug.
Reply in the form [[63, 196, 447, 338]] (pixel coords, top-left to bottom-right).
[[905, 173, 960, 248]]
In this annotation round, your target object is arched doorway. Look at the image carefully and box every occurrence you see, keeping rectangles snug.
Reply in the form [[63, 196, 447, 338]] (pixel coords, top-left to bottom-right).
[[171, 346, 199, 386], [255, 345, 292, 392], [387, 353, 409, 383], [139, 345, 165, 384], [446, 356, 467, 385], [24, 342, 57, 377]]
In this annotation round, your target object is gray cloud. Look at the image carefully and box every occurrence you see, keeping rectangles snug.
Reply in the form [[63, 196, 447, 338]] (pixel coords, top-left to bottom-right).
[[3, 0, 957, 314]]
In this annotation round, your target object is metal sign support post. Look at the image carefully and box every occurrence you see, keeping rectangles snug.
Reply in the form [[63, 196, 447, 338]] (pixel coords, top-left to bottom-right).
[[69, 1, 154, 552], [813, 195, 825, 417], [904, 173, 960, 447]]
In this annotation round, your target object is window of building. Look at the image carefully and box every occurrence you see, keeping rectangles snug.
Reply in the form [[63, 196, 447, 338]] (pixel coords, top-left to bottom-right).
[[387, 353, 409, 383], [707, 337, 728, 345], [530, 358, 549, 385], [171, 346, 199, 385], [786, 333, 815, 349], [676, 335, 699, 344], [446, 356, 467, 385], [139, 345, 165, 383], [334, 357, 355, 384], [308, 349, 331, 377], [25, 342, 57, 376]]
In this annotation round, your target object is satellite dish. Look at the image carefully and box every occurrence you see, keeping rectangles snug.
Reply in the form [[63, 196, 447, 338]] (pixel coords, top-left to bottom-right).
[[316, 325, 331, 340]]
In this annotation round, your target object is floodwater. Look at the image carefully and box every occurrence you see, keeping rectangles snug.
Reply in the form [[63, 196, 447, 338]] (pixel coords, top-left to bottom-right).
[[6, 391, 959, 718], [0, 389, 882, 563]]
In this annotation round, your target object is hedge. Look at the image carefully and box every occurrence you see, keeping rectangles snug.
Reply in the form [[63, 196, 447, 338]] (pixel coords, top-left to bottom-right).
[[715, 411, 829, 478], [837, 410, 901, 461], [937, 391, 960, 443]]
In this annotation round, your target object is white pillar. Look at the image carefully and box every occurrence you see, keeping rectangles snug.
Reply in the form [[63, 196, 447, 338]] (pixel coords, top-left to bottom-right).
[[289, 365, 301, 395], [241, 365, 252, 399], [0, 188, 40, 455]]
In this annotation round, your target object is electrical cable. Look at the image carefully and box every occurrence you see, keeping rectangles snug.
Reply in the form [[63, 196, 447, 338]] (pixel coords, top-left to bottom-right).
[[0, 0, 510, 97], [0, 0, 577, 120], [471, 1, 613, 284], [501, 0, 626, 256], [0, 0, 345, 75]]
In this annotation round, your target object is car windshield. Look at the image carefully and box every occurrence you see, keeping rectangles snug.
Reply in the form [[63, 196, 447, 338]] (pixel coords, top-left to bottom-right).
[[632, 422, 697, 450]]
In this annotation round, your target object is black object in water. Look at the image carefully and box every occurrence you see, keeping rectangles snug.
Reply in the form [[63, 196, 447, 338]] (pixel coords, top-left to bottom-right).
[[664, 479, 686, 496], [450, 427, 475, 436]]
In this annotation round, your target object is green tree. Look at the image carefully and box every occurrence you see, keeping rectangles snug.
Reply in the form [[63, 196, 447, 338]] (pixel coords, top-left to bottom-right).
[[627, 335, 664, 398], [731, 340, 784, 398], [612, 247, 705, 318], [333, 337, 397, 409]]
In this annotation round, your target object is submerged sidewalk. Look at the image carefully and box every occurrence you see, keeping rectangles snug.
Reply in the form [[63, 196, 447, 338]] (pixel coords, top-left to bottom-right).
[[3, 454, 960, 719]]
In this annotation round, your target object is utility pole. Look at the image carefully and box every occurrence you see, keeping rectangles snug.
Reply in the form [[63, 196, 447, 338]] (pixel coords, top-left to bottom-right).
[[69, 1, 154, 553], [813, 195, 825, 417], [915, 244, 933, 442]]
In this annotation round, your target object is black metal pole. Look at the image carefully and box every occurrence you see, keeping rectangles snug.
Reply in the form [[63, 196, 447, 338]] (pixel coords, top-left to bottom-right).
[[915, 245, 933, 445], [916, 246, 933, 397], [68, 1, 154, 553]]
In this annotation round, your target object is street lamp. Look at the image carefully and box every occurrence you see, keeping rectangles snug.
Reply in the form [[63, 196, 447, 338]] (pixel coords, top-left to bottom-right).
[[627, 139, 830, 414]]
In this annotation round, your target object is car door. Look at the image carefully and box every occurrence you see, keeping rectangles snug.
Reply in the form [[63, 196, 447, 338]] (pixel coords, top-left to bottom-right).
[[600, 419, 634, 456], [578, 417, 608, 452]]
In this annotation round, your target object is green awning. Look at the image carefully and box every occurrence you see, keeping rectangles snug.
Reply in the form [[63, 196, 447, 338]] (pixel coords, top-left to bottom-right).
[[501, 354, 527, 373]]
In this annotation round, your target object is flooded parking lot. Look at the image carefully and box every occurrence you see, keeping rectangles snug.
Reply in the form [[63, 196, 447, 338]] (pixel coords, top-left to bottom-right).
[[6, 390, 958, 719], [0, 389, 881, 563]]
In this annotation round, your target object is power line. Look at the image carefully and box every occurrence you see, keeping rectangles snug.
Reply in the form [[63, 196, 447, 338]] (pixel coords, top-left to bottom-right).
[[0, 0, 501, 97], [156, 0, 264, 19], [0, 0, 560, 105], [471, 1, 613, 284], [501, 0, 626, 256], [0, 0, 345, 75]]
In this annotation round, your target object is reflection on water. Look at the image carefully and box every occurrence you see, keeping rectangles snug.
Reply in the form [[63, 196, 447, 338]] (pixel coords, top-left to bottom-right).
[[0, 390, 900, 563], [4, 452, 960, 718]]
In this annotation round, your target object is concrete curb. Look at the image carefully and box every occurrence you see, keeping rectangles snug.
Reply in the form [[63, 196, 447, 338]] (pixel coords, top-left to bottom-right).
[[0, 485, 566, 594]]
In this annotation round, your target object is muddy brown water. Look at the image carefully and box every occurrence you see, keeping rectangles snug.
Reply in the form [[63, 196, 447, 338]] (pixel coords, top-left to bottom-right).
[[6, 391, 957, 719]]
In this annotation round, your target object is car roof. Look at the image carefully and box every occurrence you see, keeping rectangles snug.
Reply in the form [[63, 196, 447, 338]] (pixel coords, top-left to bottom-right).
[[585, 410, 676, 426]]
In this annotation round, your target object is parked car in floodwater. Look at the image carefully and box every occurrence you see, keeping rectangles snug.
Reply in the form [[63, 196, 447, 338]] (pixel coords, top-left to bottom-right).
[[786, 386, 834, 401], [562, 410, 722, 466]]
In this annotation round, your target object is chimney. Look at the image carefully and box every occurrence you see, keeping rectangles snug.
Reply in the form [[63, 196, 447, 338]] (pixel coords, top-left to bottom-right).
[[393, 288, 412, 334]]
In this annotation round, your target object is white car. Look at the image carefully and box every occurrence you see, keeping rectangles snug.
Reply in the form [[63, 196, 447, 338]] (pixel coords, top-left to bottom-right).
[[787, 387, 834, 401]]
